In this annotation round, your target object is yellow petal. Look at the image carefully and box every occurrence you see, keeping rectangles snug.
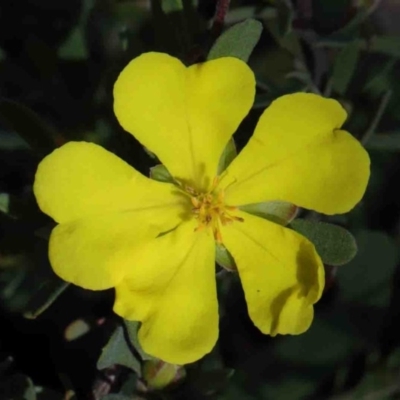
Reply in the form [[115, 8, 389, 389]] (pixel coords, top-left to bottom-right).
[[113, 52, 255, 190], [221, 211, 324, 335], [220, 93, 370, 215], [49, 212, 168, 290], [34, 141, 184, 224], [114, 221, 218, 364]]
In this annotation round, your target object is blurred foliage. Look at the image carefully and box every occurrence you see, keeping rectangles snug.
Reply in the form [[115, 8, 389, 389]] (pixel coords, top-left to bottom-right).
[[1, 0, 400, 399]]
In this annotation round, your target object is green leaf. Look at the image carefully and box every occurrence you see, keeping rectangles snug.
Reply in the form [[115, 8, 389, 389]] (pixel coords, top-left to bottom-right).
[[23, 280, 69, 319], [23, 378, 36, 400], [363, 58, 396, 97], [240, 201, 298, 226], [343, 368, 398, 400], [149, 164, 174, 183], [143, 146, 157, 159], [329, 6, 370, 37], [189, 369, 235, 396], [101, 395, 131, 400], [365, 132, 400, 151], [252, 92, 275, 109], [0, 100, 64, 154], [124, 320, 155, 361], [361, 90, 392, 145], [332, 40, 360, 95], [387, 347, 400, 369], [290, 219, 357, 266], [207, 19, 263, 62], [225, 6, 277, 24], [0, 374, 36, 400], [58, 0, 92, 60], [317, 35, 400, 59], [268, 310, 358, 400], [97, 326, 142, 375], [217, 138, 237, 174], [323, 35, 400, 59], [119, 372, 140, 396], [0, 247, 69, 317], [215, 243, 236, 271], [0, 193, 10, 215], [58, 26, 88, 60], [337, 230, 398, 307], [36, 388, 64, 400], [161, 0, 183, 14], [263, 17, 302, 56], [370, 35, 400, 58], [276, 0, 294, 37]]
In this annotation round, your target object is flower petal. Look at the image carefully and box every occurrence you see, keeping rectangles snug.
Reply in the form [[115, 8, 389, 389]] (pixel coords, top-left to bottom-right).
[[221, 211, 324, 335], [114, 221, 218, 364], [220, 93, 370, 215], [34, 141, 184, 224], [113, 52, 255, 190], [49, 212, 170, 290]]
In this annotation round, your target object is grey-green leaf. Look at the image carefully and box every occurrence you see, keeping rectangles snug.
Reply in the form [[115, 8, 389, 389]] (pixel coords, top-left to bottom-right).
[[337, 230, 398, 307], [23, 377, 36, 400], [217, 138, 237, 174], [332, 40, 360, 95], [276, 0, 294, 37], [0, 193, 10, 215], [97, 326, 142, 375], [190, 368, 235, 396], [101, 395, 131, 400], [207, 19, 263, 62], [215, 243, 236, 271], [0, 100, 63, 155], [363, 58, 396, 97], [124, 320, 155, 361], [161, 0, 183, 14], [149, 164, 174, 183], [0, 374, 36, 400], [370, 35, 400, 58], [239, 201, 298, 226], [290, 219, 357, 266], [366, 132, 400, 151], [58, 26, 88, 60]]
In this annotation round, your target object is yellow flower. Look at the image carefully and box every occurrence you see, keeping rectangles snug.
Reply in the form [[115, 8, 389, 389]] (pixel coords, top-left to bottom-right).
[[33, 52, 370, 365]]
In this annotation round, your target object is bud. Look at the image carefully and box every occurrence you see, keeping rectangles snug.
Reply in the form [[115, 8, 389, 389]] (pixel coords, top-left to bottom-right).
[[142, 360, 186, 390]]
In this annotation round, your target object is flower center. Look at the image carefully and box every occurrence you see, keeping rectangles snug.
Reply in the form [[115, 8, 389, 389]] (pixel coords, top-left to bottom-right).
[[184, 179, 243, 243]]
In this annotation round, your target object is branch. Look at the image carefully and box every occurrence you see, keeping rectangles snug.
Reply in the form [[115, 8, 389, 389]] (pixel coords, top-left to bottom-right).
[[211, 0, 231, 37], [361, 90, 392, 146]]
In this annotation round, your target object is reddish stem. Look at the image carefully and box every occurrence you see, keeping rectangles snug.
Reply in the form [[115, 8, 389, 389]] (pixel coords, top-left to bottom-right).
[[211, 0, 231, 37]]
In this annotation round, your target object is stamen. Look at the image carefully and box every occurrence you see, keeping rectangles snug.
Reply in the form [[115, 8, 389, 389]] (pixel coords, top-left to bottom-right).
[[211, 176, 220, 191], [191, 197, 201, 208], [188, 181, 244, 241]]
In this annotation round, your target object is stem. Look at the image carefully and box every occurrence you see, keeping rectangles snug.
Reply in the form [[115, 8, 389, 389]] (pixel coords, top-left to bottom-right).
[[211, 0, 231, 37], [361, 90, 392, 146]]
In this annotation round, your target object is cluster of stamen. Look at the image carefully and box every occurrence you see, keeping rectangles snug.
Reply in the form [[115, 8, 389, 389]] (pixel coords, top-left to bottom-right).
[[184, 178, 243, 243]]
